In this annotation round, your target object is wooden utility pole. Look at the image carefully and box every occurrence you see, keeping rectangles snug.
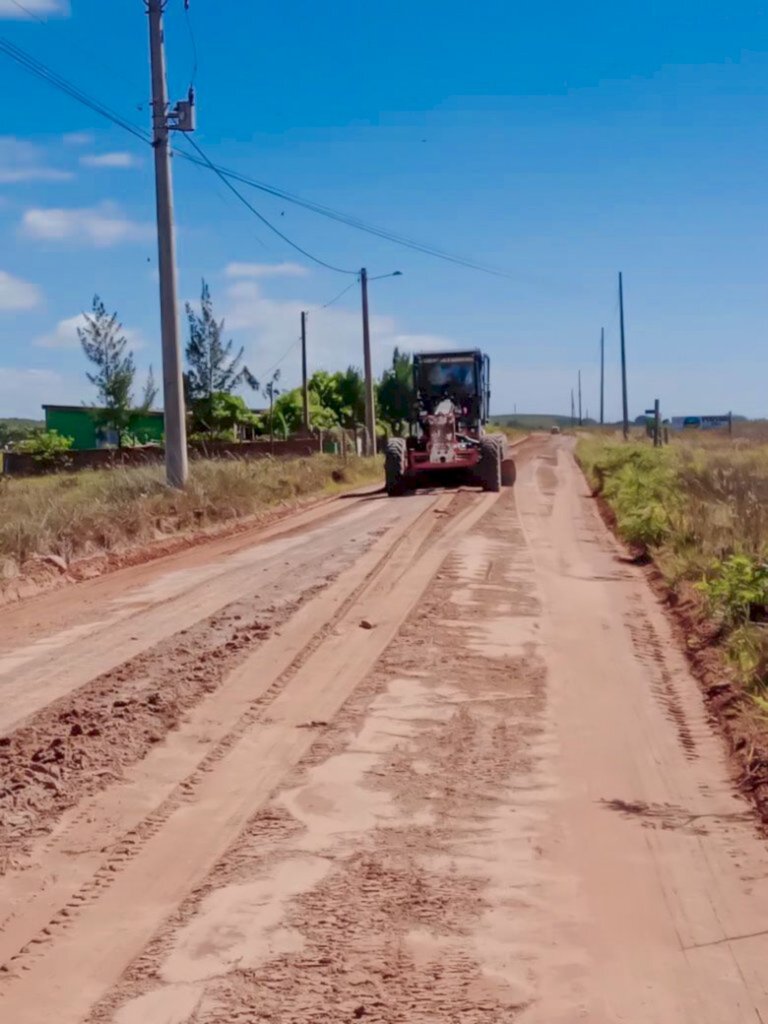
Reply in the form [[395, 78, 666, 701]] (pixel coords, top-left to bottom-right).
[[300, 311, 309, 433], [619, 272, 629, 439], [360, 268, 376, 456], [600, 326, 605, 425], [578, 370, 583, 426], [654, 398, 661, 447]]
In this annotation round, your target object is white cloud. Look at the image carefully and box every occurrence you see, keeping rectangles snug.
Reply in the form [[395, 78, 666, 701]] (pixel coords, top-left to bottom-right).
[[0, 368, 77, 419], [62, 131, 94, 147], [21, 202, 153, 247], [33, 313, 86, 349], [34, 312, 146, 351], [0, 0, 69, 18], [0, 136, 72, 184], [224, 262, 308, 279], [0, 270, 43, 311], [80, 151, 141, 169], [221, 280, 457, 386], [388, 333, 458, 353]]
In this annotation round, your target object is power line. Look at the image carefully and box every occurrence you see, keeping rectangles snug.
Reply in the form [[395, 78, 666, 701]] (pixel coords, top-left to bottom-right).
[[258, 336, 302, 382], [183, 136, 359, 275], [179, 140, 269, 245], [0, 36, 151, 145], [0, 33, 515, 280], [9, 0, 46, 23], [175, 149, 514, 279], [321, 280, 358, 309], [183, 0, 198, 91]]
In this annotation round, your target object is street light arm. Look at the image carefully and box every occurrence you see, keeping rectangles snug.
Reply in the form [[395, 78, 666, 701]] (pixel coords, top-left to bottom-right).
[[368, 270, 403, 281]]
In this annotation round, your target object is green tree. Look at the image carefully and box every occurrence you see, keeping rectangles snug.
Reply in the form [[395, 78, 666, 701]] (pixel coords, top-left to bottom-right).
[[329, 367, 366, 428], [185, 280, 257, 402], [263, 371, 281, 440], [271, 389, 304, 438], [142, 364, 159, 410], [378, 347, 414, 435], [78, 296, 142, 447], [272, 386, 340, 436], [189, 393, 260, 441], [308, 370, 353, 427]]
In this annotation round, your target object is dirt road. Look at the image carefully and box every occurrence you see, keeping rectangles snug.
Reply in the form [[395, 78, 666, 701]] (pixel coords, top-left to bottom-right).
[[2, 436, 768, 1023]]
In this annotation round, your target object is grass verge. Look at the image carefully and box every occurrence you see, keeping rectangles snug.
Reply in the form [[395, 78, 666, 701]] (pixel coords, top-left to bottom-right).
[[0, 455, 382, 580], [576, 435, 768, 824]]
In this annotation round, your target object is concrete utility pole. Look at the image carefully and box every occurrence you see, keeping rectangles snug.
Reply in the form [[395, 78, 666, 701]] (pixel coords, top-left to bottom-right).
[[600, 326, 605, 425], [360, 268, 376, 456], [578, 370, 583, 426], [619, 272, 629, 440], [146, 0, 195, 488], [300, 311, 309, 433]]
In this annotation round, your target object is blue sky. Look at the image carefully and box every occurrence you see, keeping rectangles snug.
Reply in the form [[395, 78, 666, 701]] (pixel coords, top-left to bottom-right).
[[0, 0, 766, 419]]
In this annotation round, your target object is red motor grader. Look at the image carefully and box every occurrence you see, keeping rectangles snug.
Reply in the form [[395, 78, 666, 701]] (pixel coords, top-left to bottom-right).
[[384, 350, 516, 496]]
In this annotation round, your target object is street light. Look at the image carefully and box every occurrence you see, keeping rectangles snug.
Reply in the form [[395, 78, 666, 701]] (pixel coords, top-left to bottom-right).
[[360, 268, 403, 455]]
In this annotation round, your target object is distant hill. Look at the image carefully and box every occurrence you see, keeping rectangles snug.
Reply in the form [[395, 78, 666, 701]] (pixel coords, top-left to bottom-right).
[[0, 417, 44, 445], [492, 413, 595, 429], [0, 418, 43, 430]]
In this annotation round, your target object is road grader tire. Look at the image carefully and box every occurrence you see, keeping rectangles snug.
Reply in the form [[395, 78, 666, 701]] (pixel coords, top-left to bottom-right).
[[501, 458, 517, 487], [477, 437, 502, 493], [385, 437, 408, 496], [486, 433, 516, 488]]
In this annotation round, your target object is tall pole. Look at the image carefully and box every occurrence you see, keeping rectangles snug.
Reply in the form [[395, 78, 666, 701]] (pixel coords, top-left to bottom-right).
[[600, 326, 605, 425], [578, 370, 583, 426], [570, 388, 575, 428], [300, 311, 309, 433], [619, 272, 629, 440], [654, 398, 661, 448], [360, 268, 376, 456], [147, 0, 188, 488]]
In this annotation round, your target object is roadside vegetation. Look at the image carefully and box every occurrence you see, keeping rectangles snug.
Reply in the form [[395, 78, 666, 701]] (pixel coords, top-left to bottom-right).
[[0, 454, 380, 580], [577, 434, 768, 707]]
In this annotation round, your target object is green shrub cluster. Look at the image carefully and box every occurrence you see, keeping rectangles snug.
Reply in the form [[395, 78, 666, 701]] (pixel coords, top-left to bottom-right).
[[577, 438, 768, 698]]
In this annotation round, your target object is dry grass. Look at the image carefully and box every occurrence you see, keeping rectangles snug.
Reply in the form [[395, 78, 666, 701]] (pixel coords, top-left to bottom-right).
[[0, 455, 381, 574], [489, 424, 531, 442]]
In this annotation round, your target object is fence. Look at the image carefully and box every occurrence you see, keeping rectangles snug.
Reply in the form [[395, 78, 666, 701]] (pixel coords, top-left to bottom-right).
[[1, 436, 325, 478]]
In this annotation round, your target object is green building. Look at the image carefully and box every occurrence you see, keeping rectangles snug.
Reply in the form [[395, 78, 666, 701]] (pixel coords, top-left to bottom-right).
[[43, 405, 165, 450]]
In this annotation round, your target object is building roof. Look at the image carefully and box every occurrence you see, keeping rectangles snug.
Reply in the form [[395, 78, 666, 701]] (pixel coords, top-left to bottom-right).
[[43, 405, 164, 418]]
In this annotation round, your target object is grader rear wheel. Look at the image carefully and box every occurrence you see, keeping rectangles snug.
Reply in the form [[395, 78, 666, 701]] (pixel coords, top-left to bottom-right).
[[477, 437, 502, 493], [385, 438, 408, 496]]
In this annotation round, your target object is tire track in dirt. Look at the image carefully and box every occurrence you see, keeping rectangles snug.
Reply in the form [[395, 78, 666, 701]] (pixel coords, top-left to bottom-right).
[[0, 490, 504, 1024], [0, 528, 381, 869], [91, 489, 547, 1024], [0, 495, 457, 976], [624, 596, 700, 760]]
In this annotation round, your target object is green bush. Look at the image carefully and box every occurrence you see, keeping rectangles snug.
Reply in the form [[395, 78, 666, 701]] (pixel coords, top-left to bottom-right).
[[16, 429, 74, 466], [583, 442, 679, 548], [576, 436, 768, 702], [726, 625, 768, 694], [697, 554, 768, 628]]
